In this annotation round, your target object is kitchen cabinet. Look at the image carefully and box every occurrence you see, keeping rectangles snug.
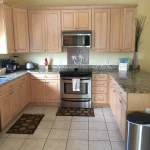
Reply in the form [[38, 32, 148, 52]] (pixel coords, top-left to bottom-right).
[[31, 80, 46, 102], [0, 91, 12, 129], [28, 10, 61, 52], [0, 4, 15, 54], [30, 74, 60, 104], [123, 8, 136, 52], [46, 80, 60, 102], [45, 10, 61, 52], [11, 85, 21, 117], [109, 77, 127, 140], [61, 9, 91, 30], [13, 8, 29, 52], [92, 9, 110, 51], [20, 81, 29, 108], [0, 74, 30, 129], [28, 10, 45, 52], [92, 74, 108, 105], [110, 9, 123, 52]]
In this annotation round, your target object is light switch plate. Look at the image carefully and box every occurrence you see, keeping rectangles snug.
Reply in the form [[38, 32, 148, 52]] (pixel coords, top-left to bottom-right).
[[146, 108, 150, 114]]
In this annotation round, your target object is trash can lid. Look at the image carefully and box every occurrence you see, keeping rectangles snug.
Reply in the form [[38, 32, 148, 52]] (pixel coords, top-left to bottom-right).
[[127, 112, 150, 125]]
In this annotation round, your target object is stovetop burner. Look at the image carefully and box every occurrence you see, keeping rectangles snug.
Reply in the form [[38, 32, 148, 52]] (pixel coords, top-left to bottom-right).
[[60, 68, 92, 77]]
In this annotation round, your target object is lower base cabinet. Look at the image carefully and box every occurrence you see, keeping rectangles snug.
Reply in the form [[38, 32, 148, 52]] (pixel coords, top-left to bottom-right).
[[31, 80, 46, 102], [0, 75, 30, 129], [109, 81, 127, 140], [31, 79, 60, 103], [0, 91, 12, 129]]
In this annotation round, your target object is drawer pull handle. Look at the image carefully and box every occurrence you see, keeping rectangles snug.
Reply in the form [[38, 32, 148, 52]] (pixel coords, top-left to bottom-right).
[[119, 100, 122, 103], [113, 90, 116, 92]]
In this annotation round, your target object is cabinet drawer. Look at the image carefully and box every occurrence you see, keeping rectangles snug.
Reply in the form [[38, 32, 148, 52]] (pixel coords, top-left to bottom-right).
[[31, 74, 60, 79], [0, 82, 13, 95], [92, 87, 107, 94], [92, 81, 107, 87], [92, 94, 107, 103], [92, 74, 107, 80]]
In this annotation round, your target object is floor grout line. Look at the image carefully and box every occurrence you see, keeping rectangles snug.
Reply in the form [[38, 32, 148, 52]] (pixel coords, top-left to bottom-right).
[[102, 107, 113, 150], [41, 107, 57, 150], [65, 116, 72, 150]]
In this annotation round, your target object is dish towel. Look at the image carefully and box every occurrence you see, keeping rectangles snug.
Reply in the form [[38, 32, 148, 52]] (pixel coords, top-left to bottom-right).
[[72, 79, 80, 91]]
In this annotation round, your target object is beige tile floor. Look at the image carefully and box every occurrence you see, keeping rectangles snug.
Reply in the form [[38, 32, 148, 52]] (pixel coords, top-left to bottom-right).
[[0, 106, 125, 150]]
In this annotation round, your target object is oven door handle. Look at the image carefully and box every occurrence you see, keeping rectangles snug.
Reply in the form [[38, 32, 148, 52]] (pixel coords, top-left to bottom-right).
[[61, 80, 90, 83]]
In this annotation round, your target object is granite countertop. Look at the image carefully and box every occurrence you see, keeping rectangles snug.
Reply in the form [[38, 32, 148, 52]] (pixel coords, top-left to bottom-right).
[[110, 70, 150, 93], [1, 68, 150, 94]]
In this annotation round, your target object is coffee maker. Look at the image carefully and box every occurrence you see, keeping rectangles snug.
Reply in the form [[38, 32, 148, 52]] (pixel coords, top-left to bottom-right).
[[0, 56, 21, 73], [11, 56, 21, 71]]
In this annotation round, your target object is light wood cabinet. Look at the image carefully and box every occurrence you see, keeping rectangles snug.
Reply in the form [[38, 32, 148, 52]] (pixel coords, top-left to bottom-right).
[[31, 80, 46, 102], [28, 10, 61, 52], [0, 91, 12, 129], [13, 8, 29, 52], [0, 4, 15, 54], [110, 9, 123, 52], [46, 80, 60, 102], [92, 9, 110, 51], [20, 81, 28, 108], [61, 10, 76, 30], [11, 85, 21, 117], [123, 8, 136, 52], [92, 74, 108, 105], [77, 9, 91, 30], [45, 10, 61, 52], [28, 10, 46, 52], [61, 9, 91, 30], [109, 78, 127, 141]]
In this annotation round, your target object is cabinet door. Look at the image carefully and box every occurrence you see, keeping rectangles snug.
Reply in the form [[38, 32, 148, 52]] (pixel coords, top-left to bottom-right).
[[92, 9, 110, 51], [13, 8, 29, 52], [121, 100, 127, 141], [123, 8, 136, 52], [20, 81, 28, 108], [45, 10, 61, 52], [28, 10, 46, 52], [46, 80, 60, 102], [31, 80, 46, 102], [4, 5, 15, 53], [61, 10, 76, 30], [11, 85, 21, 117], [0, 91, 12, 129], [116, 94, 122, 130], [77, 9, 91, 30], [110, 9, 123, 52]]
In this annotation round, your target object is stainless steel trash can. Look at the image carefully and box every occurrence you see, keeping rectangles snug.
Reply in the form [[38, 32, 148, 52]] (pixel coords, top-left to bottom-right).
[[126, 112, 150, 150]]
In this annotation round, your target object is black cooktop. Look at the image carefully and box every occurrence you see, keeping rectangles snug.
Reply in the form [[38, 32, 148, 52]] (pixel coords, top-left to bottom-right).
[[60, 68, 92, 77]]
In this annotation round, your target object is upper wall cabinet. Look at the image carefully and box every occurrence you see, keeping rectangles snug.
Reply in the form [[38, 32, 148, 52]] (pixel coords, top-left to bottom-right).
[[123, 8, 136, 52], [61, 9, 91, 30], [28, 10, 61, 52], [45, 10, 61, 52], [13, 8, 29, 52], [92, 9, 110, 51], [28, 10, 46, 52], [0, 4, 15, 54], [110, 9, 123, 52]]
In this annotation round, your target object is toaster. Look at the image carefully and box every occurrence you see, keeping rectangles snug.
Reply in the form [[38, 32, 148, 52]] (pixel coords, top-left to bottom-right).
[[25, 62, 35, 70]]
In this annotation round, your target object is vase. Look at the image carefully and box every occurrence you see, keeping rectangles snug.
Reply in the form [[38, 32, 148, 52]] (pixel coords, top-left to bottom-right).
[[45, 66, 48, 72], [132, 52, 138, 70]]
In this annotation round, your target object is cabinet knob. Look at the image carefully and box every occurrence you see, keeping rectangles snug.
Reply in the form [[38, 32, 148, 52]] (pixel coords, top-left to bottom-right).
[[119, 100, 122, 103]]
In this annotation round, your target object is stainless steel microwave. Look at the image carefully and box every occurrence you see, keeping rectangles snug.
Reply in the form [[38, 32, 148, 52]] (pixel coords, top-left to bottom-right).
[[62, 30, 92, 48]]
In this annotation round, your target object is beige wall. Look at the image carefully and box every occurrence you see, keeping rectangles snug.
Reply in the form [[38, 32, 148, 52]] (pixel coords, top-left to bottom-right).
[[5, 0, 137, 7], [2, 0, 150, 70]]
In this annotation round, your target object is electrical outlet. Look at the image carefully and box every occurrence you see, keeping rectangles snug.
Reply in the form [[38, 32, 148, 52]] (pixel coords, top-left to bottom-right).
[[105, 60, 109, 65], [146, 108, 150, 114]]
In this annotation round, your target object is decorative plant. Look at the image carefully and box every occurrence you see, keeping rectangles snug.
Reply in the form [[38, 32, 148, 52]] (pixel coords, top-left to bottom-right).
[[135, 15, 150, 52]]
